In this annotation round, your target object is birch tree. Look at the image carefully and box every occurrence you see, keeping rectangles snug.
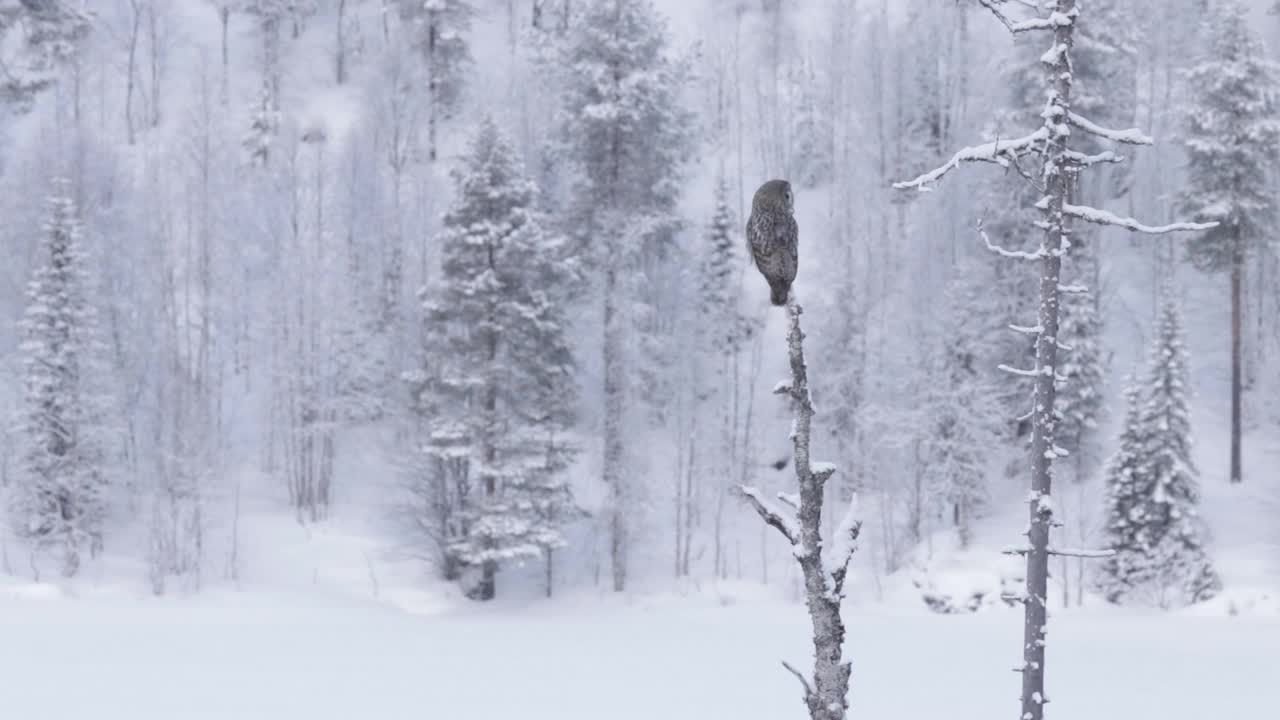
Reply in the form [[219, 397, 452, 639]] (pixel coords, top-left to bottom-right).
[[895, 2, 1213, 718]]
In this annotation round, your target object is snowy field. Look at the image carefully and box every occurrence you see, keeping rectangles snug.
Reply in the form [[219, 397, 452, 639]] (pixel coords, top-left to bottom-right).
[[2, 587, 1276, 720]]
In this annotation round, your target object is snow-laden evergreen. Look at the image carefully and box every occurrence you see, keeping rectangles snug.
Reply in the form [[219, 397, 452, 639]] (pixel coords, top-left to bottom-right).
[[924, 264, 999, 548], [1180, 0, 1280, 271], [1057, 244, 1107, 481], [1179, 0, 1280, 485], [409, 118, 579, 600], [0, 0, 88, 112], [9, 184, 115, 578], [1100, 297, 1220, 607], [544, 0, 694, 592]]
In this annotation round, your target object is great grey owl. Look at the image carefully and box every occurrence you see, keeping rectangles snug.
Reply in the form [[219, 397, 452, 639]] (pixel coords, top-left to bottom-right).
[[746, 179, 798, 306]]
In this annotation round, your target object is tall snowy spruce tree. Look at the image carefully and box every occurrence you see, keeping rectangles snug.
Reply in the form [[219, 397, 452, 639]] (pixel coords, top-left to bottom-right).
[[1179, 0, 1280, 485], [896, 2, 1213, 718], [11, 185, 114, 578], [1100, 298, 1221, 608], [0, 0, 89, 111], [410, 119, 579, 601], [547, 0, 693, 592]]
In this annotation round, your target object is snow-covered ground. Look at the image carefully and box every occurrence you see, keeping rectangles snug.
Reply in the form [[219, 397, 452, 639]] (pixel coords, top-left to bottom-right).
[[1, 581, 1275, 720]]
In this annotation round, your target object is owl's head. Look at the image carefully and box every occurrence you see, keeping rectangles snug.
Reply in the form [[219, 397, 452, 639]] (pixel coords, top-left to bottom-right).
[[753, 179, 794, 214]]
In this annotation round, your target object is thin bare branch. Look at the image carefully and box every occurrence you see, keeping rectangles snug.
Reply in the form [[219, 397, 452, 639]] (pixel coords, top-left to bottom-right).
[[782, 660, 815, 699]]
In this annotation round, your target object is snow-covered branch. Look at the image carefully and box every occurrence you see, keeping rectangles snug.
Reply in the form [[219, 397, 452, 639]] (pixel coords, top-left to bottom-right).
[[1063, 149, 1123, 168], [1067, 112, 1153, 145], [740, 485, 799, 546], [1047, 547, 1116, 558], [980, 220, 1045, 260], [977, 0, 1056, 34], [1060, 203, 1219, 234], [893, 128, 1048, 190], [1004, 546, 1116, 558], [824, 494, 862, 596]]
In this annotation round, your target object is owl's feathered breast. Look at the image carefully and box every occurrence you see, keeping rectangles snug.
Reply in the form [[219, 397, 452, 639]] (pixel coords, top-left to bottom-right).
[[746, 207, 798, 281]]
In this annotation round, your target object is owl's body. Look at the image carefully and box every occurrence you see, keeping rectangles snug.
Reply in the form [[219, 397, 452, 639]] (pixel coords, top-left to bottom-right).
[[746, 179, 799, 306]]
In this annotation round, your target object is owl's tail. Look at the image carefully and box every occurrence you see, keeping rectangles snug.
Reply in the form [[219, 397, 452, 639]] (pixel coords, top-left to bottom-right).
[[769, 279, 790, 307]]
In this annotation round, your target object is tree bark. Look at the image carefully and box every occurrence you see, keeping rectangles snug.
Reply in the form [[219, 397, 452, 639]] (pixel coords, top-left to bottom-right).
[[743, 300, 857, 720], [1230, 232, 1243, 483], [603, 257, 626, 592], [1020, 5, 1075, 719]]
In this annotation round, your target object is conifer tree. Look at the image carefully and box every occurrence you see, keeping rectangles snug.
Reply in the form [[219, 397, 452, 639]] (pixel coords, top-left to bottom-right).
[[411, 119, 579, 600], [1179, 0, 1280, 484], [925, 265, 999, 548], [1100, 298, 1221, 607], [547, 0, 694, 592], [0, 0, 89, 111], [10, 184, 114, 578]]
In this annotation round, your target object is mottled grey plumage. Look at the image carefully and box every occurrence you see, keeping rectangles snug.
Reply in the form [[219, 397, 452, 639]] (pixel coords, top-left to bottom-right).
[[746, 179, 799, 306]]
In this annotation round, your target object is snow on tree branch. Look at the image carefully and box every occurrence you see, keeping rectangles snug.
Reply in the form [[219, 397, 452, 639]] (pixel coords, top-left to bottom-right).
[[979, 220, 1046, 260], [977, 0, 1058, 34], [1058, 202, 1219, 234], [739, 485, 799, 545], [1067, 112, 1154, 145], [892, 128, 1049, 191], [824, 494, 862, 596]]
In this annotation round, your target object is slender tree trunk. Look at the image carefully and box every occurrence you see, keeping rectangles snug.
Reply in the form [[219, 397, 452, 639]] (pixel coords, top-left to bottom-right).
[[604, 257, 626, 592], [220, 7, 230, 106], [742, 300, 857, 720], [336, 0, 348, 84], [1019, 7, 1075, 718], [1231, 232, 1243, 483], [545, 548, 554, 598], [126, 0, 141, 144]]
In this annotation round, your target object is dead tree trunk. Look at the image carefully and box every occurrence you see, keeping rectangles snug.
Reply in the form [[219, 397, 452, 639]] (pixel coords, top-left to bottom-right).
[[896, 3, 1215, 719], [742, 299, 860, 720]]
